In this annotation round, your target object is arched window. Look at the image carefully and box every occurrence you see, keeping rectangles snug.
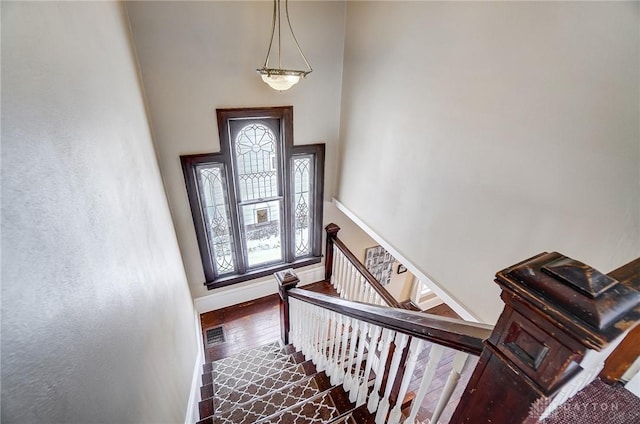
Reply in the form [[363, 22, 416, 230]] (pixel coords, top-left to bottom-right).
[[181, 107, 324, 288]]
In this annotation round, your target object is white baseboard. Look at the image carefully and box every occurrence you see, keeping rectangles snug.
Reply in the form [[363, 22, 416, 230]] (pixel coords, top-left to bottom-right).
[[194, 265, 325, 314], [333, 198, 479, 322], [185, 309, 205, 424]]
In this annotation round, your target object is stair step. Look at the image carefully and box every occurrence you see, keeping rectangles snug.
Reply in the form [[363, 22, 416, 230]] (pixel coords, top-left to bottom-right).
[[214, 372, 333, 424], [197, 342, 376, 424], [207, 342, 292, 372], [209, 350, 304, 397], [212, 360, 317, 415], [260, 385, 362, 424]]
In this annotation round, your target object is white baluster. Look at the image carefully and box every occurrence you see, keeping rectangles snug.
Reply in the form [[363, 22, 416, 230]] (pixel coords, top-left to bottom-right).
[[330, 244, 338, 289], [310, 304, 321, 362], [326, 311, 338, 379], [349, 321, 369, 402], [315, 307, 329, 371], [368, 328, 396, 413], [366, 285, 375, 304], [304, 302, 314, 355], [430, 351, 469, 424], [354, 273, 364, 302], [333, 250, 342, 294], [344, 261, 354, 300], [289, 299, 300, 347], [333, 314, 350, 385], [357, 276, 367, 302], [388, 337, 426, 424], [349, 263, 359, 301], [376, 333, 409, 424], [358, 324, 381, 406], [330, 313, 345, 384], [404, 344, 445, 424], [343, 318, 360, 391]]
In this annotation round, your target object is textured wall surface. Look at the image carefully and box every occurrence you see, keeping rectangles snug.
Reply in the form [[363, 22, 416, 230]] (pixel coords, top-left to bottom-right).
[[338, 2, 640, 323], [1, 2, 198, 422], [125, 1, 346, 299]]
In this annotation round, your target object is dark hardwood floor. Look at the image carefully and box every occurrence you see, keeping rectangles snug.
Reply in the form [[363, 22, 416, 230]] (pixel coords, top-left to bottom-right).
[[200, 281, 473, 421]]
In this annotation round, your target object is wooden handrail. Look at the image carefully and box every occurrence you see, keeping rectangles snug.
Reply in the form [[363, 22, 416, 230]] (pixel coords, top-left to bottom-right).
[[288, 287, 493, 355], [324, 223, 403, 308]]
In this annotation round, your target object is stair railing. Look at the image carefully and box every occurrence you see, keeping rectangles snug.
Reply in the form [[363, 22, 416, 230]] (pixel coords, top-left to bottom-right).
[[277, 268, 494, 424], [325, 223, 401, 308], [277, 246, 640, 423]]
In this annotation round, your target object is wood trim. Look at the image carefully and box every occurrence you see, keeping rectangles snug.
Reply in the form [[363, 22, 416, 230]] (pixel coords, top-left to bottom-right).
[[288, 288, 493, 355], [600, 323, 640, 384], [324, 223, 340, 280], [205, 257, 321, 290]]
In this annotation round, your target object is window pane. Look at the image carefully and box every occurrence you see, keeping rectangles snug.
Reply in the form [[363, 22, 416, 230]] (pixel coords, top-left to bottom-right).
[[242, 200, 282, 267], [234, 124, 279, 202], [197, 164, 236, 275], [293, 156, 312, 257]]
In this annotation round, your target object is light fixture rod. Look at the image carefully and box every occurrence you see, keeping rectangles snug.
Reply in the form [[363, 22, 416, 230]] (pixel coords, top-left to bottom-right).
[[260, 0, 312, 74], [257, 0, 312, 90], [284, 0, 312, 72], [277, 0, 282, 69], [262, 0, 277, 69]]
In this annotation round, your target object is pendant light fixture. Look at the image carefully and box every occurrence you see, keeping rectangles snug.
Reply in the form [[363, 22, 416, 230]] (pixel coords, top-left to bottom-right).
[[257, 0, 312, 91]]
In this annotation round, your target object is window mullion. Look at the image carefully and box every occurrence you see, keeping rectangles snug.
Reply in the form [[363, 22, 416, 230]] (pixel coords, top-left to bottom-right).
[[282, 129, 294, 264], [225, 142, 247, 275]]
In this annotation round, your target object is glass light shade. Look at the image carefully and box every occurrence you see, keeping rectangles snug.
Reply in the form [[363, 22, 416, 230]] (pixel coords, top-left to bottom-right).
[[260, 73, 301, 91]]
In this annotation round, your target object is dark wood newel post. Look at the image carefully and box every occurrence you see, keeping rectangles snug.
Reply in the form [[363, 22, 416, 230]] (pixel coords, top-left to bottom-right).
[[451, 252, 640, 424], [325, 223, 341, 280], [275, 269, 300, 346]]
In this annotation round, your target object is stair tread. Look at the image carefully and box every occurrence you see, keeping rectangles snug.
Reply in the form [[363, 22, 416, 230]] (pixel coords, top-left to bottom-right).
[[260, 386, 361, 424], [212, 360, 317, 414], [213, 372, 333, 424], [209, 341, 286, 371], [211, 350, 304, 396], [198, 341, 377, 424]]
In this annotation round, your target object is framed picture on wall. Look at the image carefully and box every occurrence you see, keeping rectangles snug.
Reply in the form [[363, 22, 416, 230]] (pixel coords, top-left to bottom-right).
[[364, 245, 395, 286]]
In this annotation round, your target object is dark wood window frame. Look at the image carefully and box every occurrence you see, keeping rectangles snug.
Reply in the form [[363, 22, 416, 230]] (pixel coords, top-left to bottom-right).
[[181, 106, 324, 290]]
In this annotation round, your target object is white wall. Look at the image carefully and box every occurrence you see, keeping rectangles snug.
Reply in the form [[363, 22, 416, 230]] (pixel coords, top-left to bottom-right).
[[1, 2, 198, 422], [126, 1, 346, 299], [338, 2, 640, 323]]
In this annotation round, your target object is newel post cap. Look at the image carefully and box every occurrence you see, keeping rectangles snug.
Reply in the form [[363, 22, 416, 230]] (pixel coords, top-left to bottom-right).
[[275, 268, 299, 291], [496, 252, 640, 349], [325, 223, 340, 237]]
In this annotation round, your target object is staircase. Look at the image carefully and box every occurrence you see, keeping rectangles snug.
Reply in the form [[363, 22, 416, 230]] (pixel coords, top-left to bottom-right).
[[196, 342, 375, 424], [194, 225, 640, 424]]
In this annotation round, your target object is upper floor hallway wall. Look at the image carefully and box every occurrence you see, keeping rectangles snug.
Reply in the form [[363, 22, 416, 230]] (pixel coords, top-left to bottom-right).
[[337, 1, 640, 323]]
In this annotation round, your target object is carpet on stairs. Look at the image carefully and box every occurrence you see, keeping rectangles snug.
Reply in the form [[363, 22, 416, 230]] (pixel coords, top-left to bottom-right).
[[197, 341, 375, 424]]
